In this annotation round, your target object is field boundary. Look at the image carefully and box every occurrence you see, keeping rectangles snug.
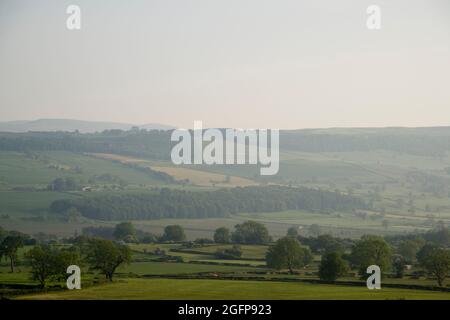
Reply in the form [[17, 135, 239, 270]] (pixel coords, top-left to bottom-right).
[[139, 274, 450, 293]]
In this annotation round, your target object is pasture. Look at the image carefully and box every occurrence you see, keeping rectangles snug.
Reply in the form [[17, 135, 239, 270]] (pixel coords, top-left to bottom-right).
[[18, 278, 450, 300]]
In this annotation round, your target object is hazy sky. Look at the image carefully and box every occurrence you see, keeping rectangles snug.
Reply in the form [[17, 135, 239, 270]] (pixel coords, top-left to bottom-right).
[[1, 0, 449, 129]]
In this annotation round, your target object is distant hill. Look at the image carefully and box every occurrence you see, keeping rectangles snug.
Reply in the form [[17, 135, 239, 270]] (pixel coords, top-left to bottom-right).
[[0, 119, 175, 133], [1, 124, 450, 160]]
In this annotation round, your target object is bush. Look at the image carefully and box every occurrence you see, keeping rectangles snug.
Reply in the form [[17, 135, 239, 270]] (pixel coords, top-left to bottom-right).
[[215, 245, 243, 259]]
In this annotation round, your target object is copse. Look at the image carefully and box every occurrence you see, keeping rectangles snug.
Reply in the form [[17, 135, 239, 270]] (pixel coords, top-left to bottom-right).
[[49, 185, 367, 220], [232, 221, 271, 244], [350, 235, 392, 277], [266, 236, 312, 274]]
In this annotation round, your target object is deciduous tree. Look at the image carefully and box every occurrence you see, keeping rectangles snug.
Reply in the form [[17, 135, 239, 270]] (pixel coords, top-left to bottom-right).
[[0, 235, 24, 272], [85, 239, 131, 281], [319, 252, 349, 281], [266, 237, 311, 274]]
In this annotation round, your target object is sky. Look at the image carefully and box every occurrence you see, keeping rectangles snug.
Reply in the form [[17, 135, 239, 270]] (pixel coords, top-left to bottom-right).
[[0, 0, 449, 129]]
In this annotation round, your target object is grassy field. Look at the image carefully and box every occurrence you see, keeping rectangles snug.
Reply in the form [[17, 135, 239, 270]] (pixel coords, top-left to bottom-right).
[[90, 152, 257, 187], [0, 151, 167, 188], [117, 262, 260, 275], [182, 244, 269, 260], [18, 278, 450, 300], [2, 149, 450, 239], [2, 133, 450, 301]]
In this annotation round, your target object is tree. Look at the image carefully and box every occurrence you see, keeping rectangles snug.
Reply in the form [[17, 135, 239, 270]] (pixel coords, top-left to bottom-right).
[[419, 247, 450, 287], [214, 227, 231, 243], [425, 227, 450, 247], [85, 239, 131, 281], [26, 245, 80, 288], [308, 224, 321, 237], [392, 254, 407, 278], [417, 243, 438, 265], [319, 252, 349, 281], [286, 227, 299, 237], [47, 177, 79, 191], [350, 235, 392, 277], [266, 237, 311, 274], [0, 235, 24, 272], [397, 238, 424, 263], [140, 233, 157, 244], [49, 185, 365, 220], [232, 221, 271, 244], [0, 226, 5, 242], [113, 222, 136, 242], [163, 225, 186, 242], [311, 234, 343, 254]]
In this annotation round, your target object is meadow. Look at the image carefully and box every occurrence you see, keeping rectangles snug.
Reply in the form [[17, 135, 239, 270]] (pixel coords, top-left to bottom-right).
[[2, 240, 449, 300], [18, 278, 450, 300], [1, 142, 450, 300], [2, 149, 450, 239]]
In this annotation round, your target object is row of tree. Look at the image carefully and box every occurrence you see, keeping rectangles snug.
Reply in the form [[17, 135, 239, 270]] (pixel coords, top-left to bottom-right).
[[2, 128, 450, 159], [50, 186, 367, 220], [213, 221, 272, 244], [25, 238, 131, 287], [82, 221, 271, 245], [0, 130, 172, 160], [0, 226, 132, 286], [266, 227, 450, 287]]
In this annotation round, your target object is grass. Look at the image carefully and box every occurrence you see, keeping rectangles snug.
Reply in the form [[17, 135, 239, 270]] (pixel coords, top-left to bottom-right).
[[2, 148, 450, 239], [0, 151, 167, 188], [18, 278, 450, 300], [0, 191, 78, 217], [183, 244, 268, 260], [89, 152, 257, 187], [117, 262, 259, 275], [151, 165, 256, 187], [0, 266, 33, 285]]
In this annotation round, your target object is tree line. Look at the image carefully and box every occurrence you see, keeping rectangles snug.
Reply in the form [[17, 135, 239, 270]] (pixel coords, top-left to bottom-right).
[[0, 130, 171, 160], [285, 226, 450, 286], [3, 128, 450, 159], [2, 223, 449, 289], [49, 186, 368, 220]]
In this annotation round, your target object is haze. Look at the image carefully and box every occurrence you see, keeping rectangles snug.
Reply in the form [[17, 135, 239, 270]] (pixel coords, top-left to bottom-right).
[[0, 0, 449, 129]]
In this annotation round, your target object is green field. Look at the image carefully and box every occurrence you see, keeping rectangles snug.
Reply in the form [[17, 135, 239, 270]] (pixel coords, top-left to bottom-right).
[[117, 262, 259, 275], [0, 151, 168, 188], [2, 149, 450, 239], [18, 278, 450, 300], [181, 244, 268, 260], [2, 147, 450, 300]]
